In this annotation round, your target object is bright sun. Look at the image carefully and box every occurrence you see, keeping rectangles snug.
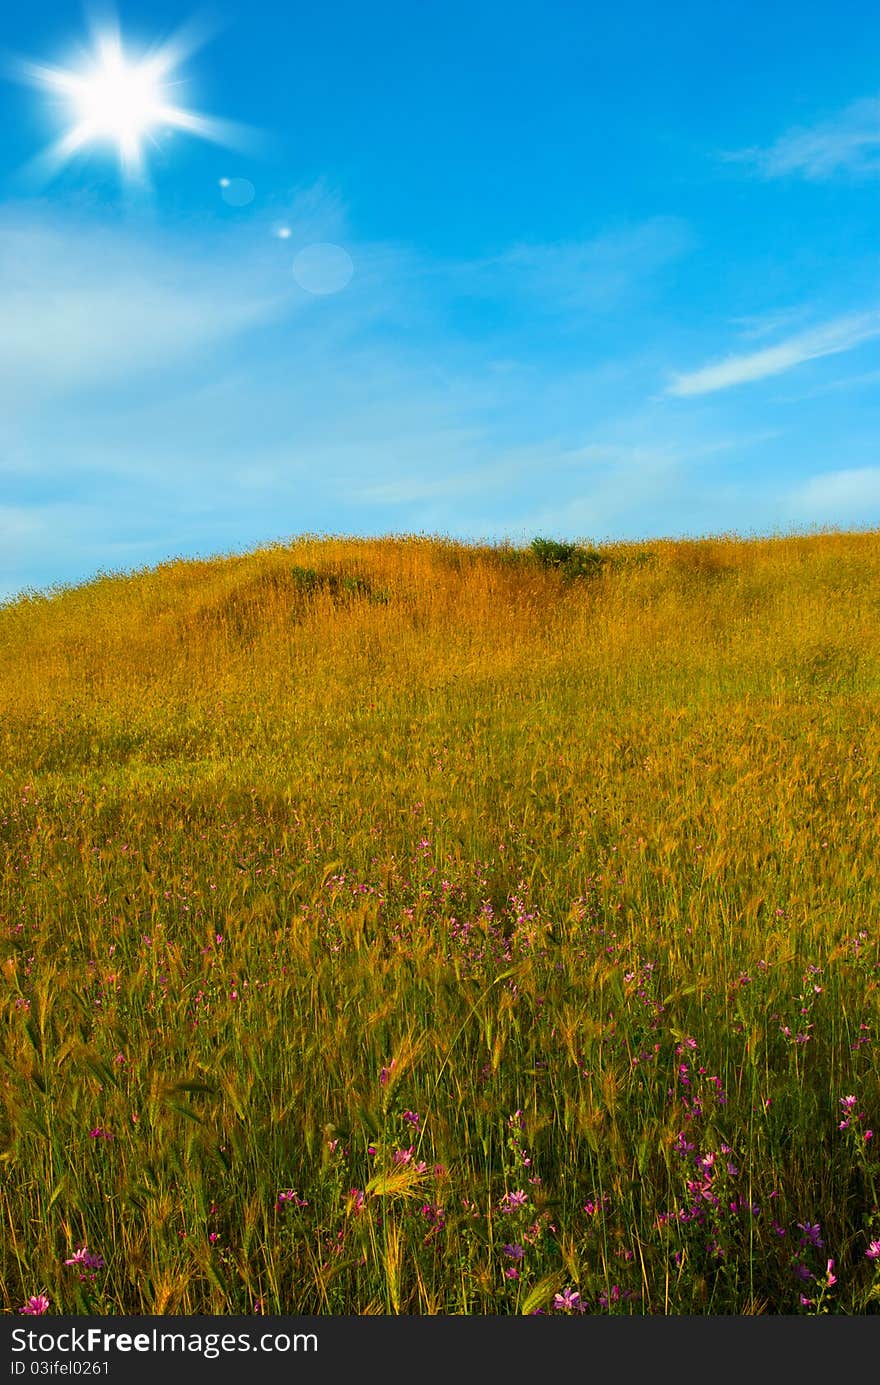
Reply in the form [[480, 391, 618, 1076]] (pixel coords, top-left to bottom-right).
[[15, 18, 250, 182], [65, 39, 169, 164]]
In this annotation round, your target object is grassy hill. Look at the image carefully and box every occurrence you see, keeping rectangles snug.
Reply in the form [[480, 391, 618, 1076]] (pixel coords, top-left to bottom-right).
[[2, 530, 879, 1313]]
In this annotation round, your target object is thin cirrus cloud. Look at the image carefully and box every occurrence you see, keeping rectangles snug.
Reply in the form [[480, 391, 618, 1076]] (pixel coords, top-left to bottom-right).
[[0, 212, 292, 399], [790, 467, 880, 522], [667, 311, 880, 397], [470, 216, 694, 314], [0, 183, 370, 408], [726, 96, 880, 179], [0, 203, 688, 415]]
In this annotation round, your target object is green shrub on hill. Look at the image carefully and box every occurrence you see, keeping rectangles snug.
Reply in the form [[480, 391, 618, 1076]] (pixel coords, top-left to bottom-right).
[[530, 536, 609, 578]]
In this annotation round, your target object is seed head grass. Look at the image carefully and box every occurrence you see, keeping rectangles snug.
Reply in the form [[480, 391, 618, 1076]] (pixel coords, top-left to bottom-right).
[[1, 530, 879, 1313]]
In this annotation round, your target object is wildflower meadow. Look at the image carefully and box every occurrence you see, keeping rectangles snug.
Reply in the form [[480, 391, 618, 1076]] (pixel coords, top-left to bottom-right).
[[1, 531, 878, 1314]]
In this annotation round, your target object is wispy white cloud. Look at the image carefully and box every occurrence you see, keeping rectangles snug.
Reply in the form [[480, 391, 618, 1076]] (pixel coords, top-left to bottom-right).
[[0, 215, 286, 398], [790, 466, 880, 521], [456, 217, 693, 316], [667, 312, 880, 397], [0, 201, 691, 427], [0, 183, 374, 407], [506, 444, 692, 540], [726, 97, 880, 179], [773, 367, 880, 404], [728, 304, 817, 341], [436, 428, 785, 544]]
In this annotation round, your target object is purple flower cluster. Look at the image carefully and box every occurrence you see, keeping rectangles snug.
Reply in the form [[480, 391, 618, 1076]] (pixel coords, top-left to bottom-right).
[[64, 1246, 105, 1283]]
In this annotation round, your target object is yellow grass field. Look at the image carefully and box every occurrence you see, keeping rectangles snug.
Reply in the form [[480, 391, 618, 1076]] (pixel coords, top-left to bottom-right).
[[1, 530, 879, 1314]]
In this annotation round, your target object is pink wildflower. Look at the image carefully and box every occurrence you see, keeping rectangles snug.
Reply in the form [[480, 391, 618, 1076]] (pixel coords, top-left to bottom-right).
[[276, 1190, 308, 1209], [19, 1295, 49, 1315]]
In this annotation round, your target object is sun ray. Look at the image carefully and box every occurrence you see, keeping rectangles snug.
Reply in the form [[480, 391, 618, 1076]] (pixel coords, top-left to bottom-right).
[[8, 12, 257, 185]]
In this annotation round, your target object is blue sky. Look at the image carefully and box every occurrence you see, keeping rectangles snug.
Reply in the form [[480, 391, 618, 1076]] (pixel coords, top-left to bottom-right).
[[2, 0, 880, 600]]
